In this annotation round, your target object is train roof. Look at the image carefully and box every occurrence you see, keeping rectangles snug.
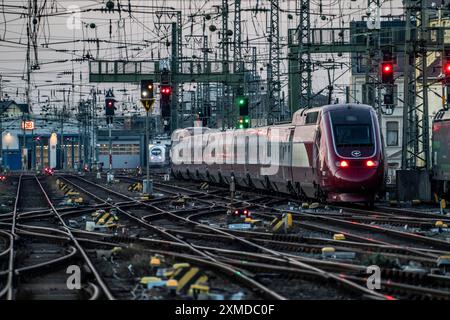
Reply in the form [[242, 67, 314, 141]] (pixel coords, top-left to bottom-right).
[[434, 109, 450, 122], [292, 104, 373, 125]]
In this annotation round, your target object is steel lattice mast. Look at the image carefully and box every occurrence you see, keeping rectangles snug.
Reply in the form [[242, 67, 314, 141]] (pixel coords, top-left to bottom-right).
[[402, 0, 430, 169], [298, 0, 312, 110], [233, 0, 242, 73], [267, 0, 281, 123]]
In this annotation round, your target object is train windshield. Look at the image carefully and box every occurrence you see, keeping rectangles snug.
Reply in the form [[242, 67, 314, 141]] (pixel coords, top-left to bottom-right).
[[330, 110, 373, 147]]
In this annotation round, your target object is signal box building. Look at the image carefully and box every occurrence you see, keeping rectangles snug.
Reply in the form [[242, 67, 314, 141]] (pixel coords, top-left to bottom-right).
[[1, 100, 81, 171]]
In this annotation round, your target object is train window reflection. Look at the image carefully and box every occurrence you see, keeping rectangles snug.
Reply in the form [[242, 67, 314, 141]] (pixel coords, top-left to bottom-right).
[[305, 112, 319, 124], [334, 125, 373, 147]]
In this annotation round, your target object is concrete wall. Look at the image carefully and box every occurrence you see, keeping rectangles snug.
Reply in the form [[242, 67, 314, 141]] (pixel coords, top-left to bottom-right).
[[97, 139, 142, 169], [98, 154, 140, 169]]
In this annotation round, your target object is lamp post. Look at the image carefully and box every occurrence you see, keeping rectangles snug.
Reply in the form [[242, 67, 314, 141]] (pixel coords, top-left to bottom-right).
[[141, 101, 155, 195], [60, 106, 65, 170], [146, 110, 150, 193], [140, 80, 155, 195], [21, 112, 26, 171]]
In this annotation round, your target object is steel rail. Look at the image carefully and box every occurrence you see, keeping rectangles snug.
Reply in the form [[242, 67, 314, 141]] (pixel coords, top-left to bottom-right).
[[21, 220, 450, 300], [153, 226, 439, 268], [0, 230, 12, 259], [33, 175, 115, 300], [149, 179, 450, 254], [34, 226, 450, 299], [61, 174, 388, 300], [57, 175, 288, 300], [0, 174, 22, 300], [17, 228, 363, 300], [14, 246, 78, 276], [133, 180, 443, 260]]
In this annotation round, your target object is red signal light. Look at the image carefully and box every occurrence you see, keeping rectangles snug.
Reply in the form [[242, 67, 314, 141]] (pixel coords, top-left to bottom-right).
[[383, 64, 392, 74], [445, 63, 450, 75], [444, 62, 450, 85], [161, 86, 172, 95], [381, 62, 394, 84]]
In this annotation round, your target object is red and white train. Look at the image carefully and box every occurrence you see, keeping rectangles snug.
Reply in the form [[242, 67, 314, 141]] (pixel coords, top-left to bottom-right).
[[171, 104, 386, 205]]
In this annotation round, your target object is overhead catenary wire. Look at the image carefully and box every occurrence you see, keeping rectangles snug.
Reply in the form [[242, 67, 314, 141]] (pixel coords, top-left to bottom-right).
[[0, 0, 411, 117]]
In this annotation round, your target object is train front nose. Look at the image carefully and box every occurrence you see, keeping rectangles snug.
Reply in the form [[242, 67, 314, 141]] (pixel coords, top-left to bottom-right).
[[332, 160, 384, 192], [325, 107, 384, 199]]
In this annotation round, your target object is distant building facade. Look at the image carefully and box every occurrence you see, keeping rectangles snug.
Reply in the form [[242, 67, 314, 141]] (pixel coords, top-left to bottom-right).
[[1, 100, 81, 171], [349, 18, 447, 184]]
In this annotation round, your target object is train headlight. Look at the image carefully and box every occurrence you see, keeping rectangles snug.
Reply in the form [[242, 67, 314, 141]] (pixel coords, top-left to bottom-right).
[[366, 160, 378, 168], [336, 160, 349, 168]]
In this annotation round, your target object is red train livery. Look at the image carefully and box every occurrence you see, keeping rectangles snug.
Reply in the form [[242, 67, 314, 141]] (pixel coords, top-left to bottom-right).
[[432, 109, 450, 197], [171, 104, 386, 205]]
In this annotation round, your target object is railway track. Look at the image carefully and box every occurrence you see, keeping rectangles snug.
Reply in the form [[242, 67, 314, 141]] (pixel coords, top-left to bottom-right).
[[0, 175, 114, 300], [139, 177, 450, 251], [57, 175, 289, 300], [53, 172, 390, 299], [4, 172, 450, 300], [108, 175, 450, 299]]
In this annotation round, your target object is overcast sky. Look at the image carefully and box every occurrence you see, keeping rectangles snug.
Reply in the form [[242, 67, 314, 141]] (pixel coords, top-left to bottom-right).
[[0, 0, 404, 115]]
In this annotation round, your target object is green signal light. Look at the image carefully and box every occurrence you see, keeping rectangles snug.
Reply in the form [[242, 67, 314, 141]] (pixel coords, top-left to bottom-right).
[[239, 125, 244, 129], [239, 99, 245, 105], [245, 118, 249, 124]]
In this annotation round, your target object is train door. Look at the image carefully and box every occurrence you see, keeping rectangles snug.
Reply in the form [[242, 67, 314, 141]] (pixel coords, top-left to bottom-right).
[[247, 129, 259, 186], [292, 126, 315, 198], [279, 128, 294, 193], [313, 124, 324, 188], [252, 128, 268, 189], [233, 130, 246, 186], [287, 128, 295, 185], [313, 126, 321, 171]]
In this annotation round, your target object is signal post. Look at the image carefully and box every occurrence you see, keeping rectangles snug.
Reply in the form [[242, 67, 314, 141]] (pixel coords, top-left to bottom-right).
[[444, 52, 450, 110], [140, 80, 156, 195], [105, 89, 116, 183]]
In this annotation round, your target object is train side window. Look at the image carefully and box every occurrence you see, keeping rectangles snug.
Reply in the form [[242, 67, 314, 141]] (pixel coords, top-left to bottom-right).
[[386, 122, 399, 146], [305, 112, 319, 125]]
